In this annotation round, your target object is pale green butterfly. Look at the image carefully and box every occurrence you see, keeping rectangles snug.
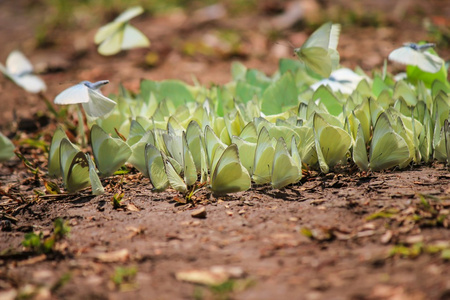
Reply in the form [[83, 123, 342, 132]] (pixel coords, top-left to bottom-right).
[[271, 137, 301, 189], [0, 132, 15, 162], [369, 113, 409, 171], [252, 127, 275, 185], [294, 22, 341, 78], [210, 144, 251, 195], [47, 126, 68, 177], [127, 130, 155, 177], [54, 80, 116, 118], [186, 120, 204, 172], [145, 144, 169, 192], [163, 153, 188, 194], [59, 138, 91, 193], [86, 154, 105, 196], [231, 135, 257, 175], [0, 50, 46, 93], [313, 113, 351, 173], [182, 132, 198, 186], [90, 124, 132, 177], [95, 6, 150, 56], [204, 125, 226, 168], [352, 123, 369, 172]]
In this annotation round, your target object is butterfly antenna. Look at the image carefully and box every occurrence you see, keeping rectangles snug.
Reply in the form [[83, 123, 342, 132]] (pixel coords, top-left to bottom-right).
[[275, 41, 296, 50]]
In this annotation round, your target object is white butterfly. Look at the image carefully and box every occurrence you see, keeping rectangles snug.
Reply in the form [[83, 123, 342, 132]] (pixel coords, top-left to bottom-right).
[[0, 50, 46, 93], [94, 6, 150, 56], [388, 43, 444, 73], [311, 68, 365, 94], [54, 80, 116, 118]]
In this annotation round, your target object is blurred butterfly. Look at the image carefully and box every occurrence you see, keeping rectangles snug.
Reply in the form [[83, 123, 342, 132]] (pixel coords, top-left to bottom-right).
[[0, 132, 15, 162], [54, 80, 116, 118], [311, 68, 365, 94], [94, 6, 150, 56], [0, 50, 46, 93], [388, 43, 444, 73], [294, 22, 341, 78]]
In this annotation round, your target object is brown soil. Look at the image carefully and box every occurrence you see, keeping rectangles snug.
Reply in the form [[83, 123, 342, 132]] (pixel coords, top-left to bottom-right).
[[1, 1, 450, 299]]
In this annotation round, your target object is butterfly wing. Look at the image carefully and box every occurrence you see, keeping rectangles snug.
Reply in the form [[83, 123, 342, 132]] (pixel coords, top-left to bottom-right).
[[114, 6, 144, 23], [82, 88, 116, 118], [54, 83, 90, 105], [182, 133, 198, 186], [13, 74, 47, 93], [121, 24, 150, 50], [231, 136, 256, 175], [211, 144, 251, 195], [0, 132, 15, 162], [97, 28, 124, 56], [297, 47, 332, 78], [145, 144, 169, 192], [94, 21, 123, 44], [353, 124, 369, 171], [91, 125, 131, 177], [328, 24, 341, 50], [164, 157, 188, 194], [388, 46, 422, 67], [6, 50, 33, 76], [59, 138, 90, 193], [86, 154, 105, 195], [48, 126, 68, 178], [271, 137, 301, 189], [252, 127, 275, 184], [417, 52, 444, 73], [302, 22, 332, 49], [369, 113, 409, 171]]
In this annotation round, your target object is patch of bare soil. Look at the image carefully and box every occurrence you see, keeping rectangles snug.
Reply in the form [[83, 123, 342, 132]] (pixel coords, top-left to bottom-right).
[[1, 165, 450, 299], [1, 0, 450, 299]]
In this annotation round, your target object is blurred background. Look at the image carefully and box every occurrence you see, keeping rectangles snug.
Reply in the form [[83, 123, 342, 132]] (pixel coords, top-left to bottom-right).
[[0, 0, 449, 130]]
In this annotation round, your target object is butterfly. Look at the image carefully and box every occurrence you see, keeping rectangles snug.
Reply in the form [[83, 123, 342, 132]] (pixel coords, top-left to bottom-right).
[[47, 126, 68, 177], [271, 137, 302, 189], [313, 113, 351, 174], [252, 127, 275, 185], [94, 6, 150, 56], [388, 43, 444, 73], [54, 80, 116, 118], [0, 132, 15, 162], [210, 144, 251, 195], [90, 124, 132, 177], [58, 138, 89, 193], [294, 22, 341, 78], [0, 50, 46, 93], [311, 68, 364, 94], [145, 144, 169, 192], [369, 113, 409, 171]]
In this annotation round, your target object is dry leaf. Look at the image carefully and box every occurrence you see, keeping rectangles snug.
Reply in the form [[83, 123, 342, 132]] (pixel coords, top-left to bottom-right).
[[95, 249, 130, 263], [126, 203, 140, 212], [191, 207, 207, 219], [175, 266, 244, 285]]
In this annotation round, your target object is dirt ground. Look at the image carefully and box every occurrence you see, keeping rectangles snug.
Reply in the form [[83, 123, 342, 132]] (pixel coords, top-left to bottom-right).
[[1, 0, 450, 299]]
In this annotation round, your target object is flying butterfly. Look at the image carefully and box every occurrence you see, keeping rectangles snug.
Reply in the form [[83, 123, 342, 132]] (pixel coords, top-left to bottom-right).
[[294, 22, 341, 78], [94, 6, 150, 56], [388, 43, 444, 74], [0, 50, 46, 93]]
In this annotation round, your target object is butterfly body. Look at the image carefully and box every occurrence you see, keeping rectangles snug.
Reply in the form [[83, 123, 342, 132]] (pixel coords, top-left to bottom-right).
[[54, 80, 116, 118]]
